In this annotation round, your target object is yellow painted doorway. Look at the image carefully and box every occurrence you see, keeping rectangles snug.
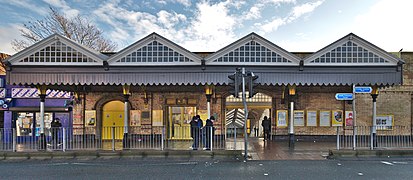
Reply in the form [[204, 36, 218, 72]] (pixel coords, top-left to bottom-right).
[[102, 100, 124, 140]]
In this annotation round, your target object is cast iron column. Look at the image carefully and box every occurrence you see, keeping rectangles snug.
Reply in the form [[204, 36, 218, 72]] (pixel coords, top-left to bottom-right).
[[371, 93, 378, 149], [38, 94, 47, 150], [123, 94, 130, 149]]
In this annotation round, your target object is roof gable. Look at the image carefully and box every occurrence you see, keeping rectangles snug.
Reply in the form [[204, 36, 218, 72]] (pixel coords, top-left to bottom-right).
[[107, 33, 202, 66], [5, 34, 106, 66], [205, 33, 301, 66], [304, 33, 403, 66]]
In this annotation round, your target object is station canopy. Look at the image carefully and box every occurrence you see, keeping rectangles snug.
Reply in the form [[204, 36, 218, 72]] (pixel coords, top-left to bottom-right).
[[3, 32, 404, 88]]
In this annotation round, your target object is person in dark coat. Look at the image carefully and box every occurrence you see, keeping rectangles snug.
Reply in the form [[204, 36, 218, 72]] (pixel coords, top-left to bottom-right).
[[190, 116, 200, 150], [204, 116, 215, 150], [50, 118, 62, 148], [261, 116, 271, 141]]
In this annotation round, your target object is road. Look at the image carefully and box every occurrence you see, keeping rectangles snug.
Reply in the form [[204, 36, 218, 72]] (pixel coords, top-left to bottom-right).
[[0, 158, 412, 179]]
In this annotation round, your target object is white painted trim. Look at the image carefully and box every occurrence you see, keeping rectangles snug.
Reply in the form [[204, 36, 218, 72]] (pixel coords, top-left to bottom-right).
[[110, 62, 200, 66], [304, 33, 401, 66], [205, 33, 301, 65], [107, 33, 202, 65]]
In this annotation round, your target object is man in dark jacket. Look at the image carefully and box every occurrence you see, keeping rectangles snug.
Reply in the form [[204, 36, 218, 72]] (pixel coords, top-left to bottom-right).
[[190, 116, 199, 150], [204, 116, 215, 150], [261, 116, 271, 141]]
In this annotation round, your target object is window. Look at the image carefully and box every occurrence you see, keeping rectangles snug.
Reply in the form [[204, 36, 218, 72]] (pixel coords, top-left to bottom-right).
[[213, 40, 293, 63], [19, 42, 97, 63], [116, 40, 195, 63], [310, 41, 390, 64]]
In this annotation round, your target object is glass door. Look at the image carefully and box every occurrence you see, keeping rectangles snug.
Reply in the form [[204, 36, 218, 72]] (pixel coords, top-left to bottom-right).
[[168, 106, 196, 139]]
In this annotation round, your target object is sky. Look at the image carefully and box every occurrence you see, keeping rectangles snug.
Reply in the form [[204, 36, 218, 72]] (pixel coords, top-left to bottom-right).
[[0, 0, 412, 55]]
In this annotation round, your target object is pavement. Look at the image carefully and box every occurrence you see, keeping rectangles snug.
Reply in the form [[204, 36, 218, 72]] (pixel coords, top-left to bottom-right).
[[2, 137, 413, 161]]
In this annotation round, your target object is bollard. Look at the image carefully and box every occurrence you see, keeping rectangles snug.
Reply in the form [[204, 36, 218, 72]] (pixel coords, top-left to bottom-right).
[[63, 128, 66, 152], [12, 128, 17, 152], [112, 127, 115, 151]]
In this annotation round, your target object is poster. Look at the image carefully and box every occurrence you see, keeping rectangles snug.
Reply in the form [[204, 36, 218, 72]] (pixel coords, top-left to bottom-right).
[[152, 110, 163, 126], [276, 110, 288, 127], [345, 111, 353, 127], [376, 115, 394, 130], [130, 110, 141, 126], [294, 110, 305, 126], [332, 110, 343, 127], [306, 111, 317, 127], [85, 110, 96, 127], [319, 111, 331, 127]]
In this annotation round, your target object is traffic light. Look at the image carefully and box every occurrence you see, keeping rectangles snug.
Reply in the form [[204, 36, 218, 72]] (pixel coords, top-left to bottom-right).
[[228, 72, 241, 98], [247, 71, 259, 98]]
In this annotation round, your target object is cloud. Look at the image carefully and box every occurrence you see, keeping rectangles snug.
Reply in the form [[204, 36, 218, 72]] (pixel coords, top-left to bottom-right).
[[43, 0, 80, 17], [352, 0, 413, 51], [0, 24, 24, 55], [286, 0, 323, 23], [2, 0, 49, 16], [259, 0, 324, 34]]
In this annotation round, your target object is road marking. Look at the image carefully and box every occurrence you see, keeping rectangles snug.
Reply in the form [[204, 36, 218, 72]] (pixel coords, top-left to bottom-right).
[[381, 161, 394, 166], [392, 161, 408, 164]]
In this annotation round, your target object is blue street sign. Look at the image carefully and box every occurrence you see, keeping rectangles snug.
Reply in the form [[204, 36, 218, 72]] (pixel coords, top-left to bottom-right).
[[335, 93, 353, 100], [354, 86, 372, 93]]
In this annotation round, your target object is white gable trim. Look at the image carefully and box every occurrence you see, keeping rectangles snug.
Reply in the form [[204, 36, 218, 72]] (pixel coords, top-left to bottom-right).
[[107, 33, 202, 66], [5, 34, 106, 66], [205, 33, 301, 65], [303, 33, 402, 66]]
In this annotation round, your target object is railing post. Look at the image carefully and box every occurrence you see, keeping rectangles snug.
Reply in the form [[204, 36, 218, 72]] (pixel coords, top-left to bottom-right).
[[336, 127, 340, 150], [63, 128, 66, 152], [112, 127, 115, 151], [161, 127, 165, 150], [234, 128, 237, 150], [12, 128, 17, 152], [210, 126, 213, 151]]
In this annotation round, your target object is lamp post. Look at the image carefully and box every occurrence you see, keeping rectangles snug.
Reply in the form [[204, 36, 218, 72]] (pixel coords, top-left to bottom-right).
[[123, 84, 131, 149], [371, 86, 379, 149], [205, 85, 213, 119], [288, 85, 296, 149]]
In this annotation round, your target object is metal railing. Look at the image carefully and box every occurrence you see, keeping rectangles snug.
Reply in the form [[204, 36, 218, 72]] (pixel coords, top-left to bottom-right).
[[0, 126, 227, 152], [337, 126, 413, 150]]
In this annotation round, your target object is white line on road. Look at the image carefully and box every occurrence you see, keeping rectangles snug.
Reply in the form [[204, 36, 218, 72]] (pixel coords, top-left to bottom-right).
[[381, 161, 394, 166]]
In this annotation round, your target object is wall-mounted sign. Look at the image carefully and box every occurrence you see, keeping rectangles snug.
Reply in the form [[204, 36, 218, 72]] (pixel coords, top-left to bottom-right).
[[276, 110, 288, 127], [130, 110, 141, 126], [85, 110, 96, 127], [332, 110, 343, 127], [319, 111, 331, 127], [294, 110, 305, 126], [345, 111, 353, 127], [376, 115, 394, 130], [306, 111, 317, 127]]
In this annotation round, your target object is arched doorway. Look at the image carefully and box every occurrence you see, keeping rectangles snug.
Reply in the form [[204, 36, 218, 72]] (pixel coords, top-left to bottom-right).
[[225, 93, 272, 139], [102, 100, 124, 140]]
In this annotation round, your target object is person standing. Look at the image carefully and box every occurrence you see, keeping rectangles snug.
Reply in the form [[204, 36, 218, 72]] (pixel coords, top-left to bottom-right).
[[190, 116, 199, 150], [261, 116, 271, 141], [204, 116, 215, 150], [50, 118, 62, 148]]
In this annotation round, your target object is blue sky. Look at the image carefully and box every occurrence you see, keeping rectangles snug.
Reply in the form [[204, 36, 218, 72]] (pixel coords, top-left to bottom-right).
[[0, 0, 412, 55]]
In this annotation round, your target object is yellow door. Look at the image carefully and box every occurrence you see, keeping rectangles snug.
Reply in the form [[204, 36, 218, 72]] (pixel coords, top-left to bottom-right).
[[102, 101, 124, 140]]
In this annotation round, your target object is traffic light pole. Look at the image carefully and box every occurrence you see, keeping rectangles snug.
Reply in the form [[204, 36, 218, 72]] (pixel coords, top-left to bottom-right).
[[242, 68, 248, 161]]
